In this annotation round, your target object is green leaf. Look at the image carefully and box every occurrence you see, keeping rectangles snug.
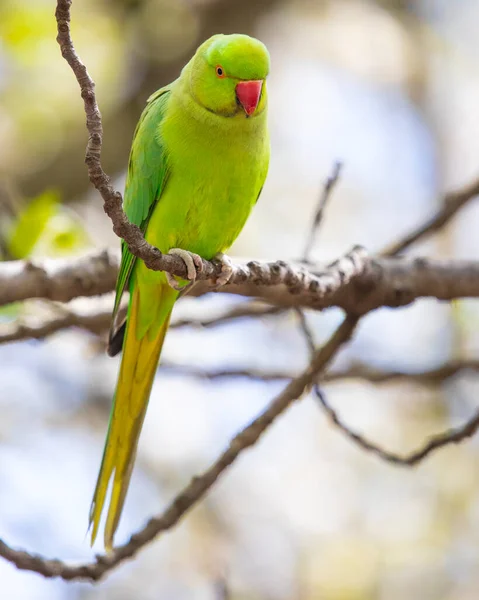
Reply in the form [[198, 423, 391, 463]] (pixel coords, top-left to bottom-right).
[[7, 189, 59, 259], [37, 211, 90, 256]]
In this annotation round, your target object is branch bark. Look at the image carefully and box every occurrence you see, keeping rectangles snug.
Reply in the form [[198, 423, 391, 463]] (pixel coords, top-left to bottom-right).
[[3, 250, 479, 313], [0, 251, 118, 307]]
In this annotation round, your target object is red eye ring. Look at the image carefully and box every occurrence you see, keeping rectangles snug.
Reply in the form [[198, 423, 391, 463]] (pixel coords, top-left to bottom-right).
[[215, 65, 225, 78]]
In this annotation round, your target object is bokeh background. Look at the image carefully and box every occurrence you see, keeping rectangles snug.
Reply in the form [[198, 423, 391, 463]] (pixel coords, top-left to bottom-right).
[[1, 0, 479, 598]]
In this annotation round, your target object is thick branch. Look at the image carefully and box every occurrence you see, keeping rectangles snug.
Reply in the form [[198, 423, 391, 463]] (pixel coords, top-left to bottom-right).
[[3, 251, 479, 312], [0, 251, 118, 306]]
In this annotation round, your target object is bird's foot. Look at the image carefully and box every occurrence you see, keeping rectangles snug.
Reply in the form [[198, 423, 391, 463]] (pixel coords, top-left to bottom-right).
[[212, 252, 234, 289], [166, 248, 204, 291]]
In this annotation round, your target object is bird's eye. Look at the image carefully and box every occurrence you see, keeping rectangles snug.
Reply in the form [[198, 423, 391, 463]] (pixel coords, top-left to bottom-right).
[[215, 65, 225, 78]]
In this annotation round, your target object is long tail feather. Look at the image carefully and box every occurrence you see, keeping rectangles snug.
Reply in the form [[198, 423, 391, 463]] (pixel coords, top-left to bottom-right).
[[89, 282, 175, 550]]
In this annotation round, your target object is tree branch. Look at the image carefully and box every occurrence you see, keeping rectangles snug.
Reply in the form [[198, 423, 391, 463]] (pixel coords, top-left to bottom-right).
[[0, 315, 358, 581], [382, 176, 479, 256], [158, 359, 479, 384], [294, 308, 316, 357], [3, 251, 479, 313], [0, 251, 118, 307], [0, 301, 284, 345], [313, 385, 479, 466], [0, 307, 110, 344], [301, 161, 342, 263], [0, 247, 366, 307]]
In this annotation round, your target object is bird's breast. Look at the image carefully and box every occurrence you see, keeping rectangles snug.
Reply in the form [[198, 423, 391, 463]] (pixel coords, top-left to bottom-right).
[[150, 101, 268, 258]]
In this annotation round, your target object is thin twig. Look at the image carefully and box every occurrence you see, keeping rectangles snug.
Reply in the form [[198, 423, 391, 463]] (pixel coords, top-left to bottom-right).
[[0, 310, 110, 344], [159, 362, 291, 381], [294, 308, 315, 357], [314, 385, 479, 466], [302, 161, 342, 263], [382, 176, 479, 256], [0, 302, 284, 346], [159, 358, 479, 384], [172, 303, 286, 329]]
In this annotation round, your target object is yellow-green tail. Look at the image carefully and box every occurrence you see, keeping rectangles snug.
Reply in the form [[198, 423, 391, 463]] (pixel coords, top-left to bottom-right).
[[89, 283, 174, 550]]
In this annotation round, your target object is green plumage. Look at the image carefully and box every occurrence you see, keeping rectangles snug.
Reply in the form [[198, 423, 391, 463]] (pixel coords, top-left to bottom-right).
[[110, 87, 170, 330], [89, 33, 270, 550]]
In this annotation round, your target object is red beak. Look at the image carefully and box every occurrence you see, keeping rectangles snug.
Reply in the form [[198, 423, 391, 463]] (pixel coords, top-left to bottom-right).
[[236, 80, 263, 116]]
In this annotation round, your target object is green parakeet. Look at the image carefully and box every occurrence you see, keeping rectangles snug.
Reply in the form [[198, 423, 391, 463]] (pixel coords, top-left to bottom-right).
[[89, 33, 270, 550]]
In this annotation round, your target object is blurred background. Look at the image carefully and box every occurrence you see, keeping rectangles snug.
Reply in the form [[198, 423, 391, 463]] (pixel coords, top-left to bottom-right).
[[1, 0, 479, 598]]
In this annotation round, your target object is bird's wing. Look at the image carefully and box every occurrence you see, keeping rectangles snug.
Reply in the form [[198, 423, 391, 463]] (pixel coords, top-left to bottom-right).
[[108, 86, 171, 354]]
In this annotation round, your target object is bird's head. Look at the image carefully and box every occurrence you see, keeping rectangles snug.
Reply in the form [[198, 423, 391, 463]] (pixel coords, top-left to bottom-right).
[[188, 33, 270, 119]]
